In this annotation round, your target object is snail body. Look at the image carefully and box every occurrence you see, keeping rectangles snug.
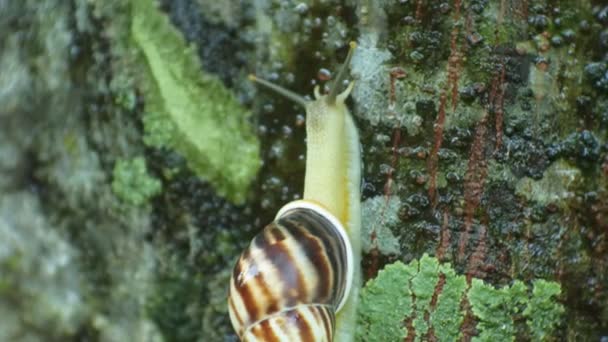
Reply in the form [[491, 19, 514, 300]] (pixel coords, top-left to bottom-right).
[[229, 42, 361, 342]]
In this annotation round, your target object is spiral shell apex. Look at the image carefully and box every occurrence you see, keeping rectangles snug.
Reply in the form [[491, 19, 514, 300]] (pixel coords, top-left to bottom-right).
[[228, 201, 353, 342]]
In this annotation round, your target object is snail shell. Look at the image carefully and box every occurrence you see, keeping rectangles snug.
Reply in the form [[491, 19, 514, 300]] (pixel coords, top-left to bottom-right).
[[228, 201, 353, 342]]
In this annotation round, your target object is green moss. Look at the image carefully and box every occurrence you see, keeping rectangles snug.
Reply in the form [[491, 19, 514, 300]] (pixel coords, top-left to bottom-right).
[[515, 159, 582, 207], [357, 255, 564, 341], [114, 87, 138, 111], [486, 160, 517, 185], [146, 252, 205, 341], [357, 255, 467, 341], [463, 44, 495, 85], [361, 196, 401, 255], [112, 157, 162, 206], [476, 2, 522, 45], [411, 255, 440, 341], [356, 261, 414, 342], [524, 280, 565, 341], [201, 269, 233, 341], [430, 264, 467, 341], [130, 0, 260, 204], [468, 279, 525, 341]]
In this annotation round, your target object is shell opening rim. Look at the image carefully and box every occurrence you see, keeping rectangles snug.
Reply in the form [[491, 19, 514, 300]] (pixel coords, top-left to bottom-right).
[[275, 200, 354, 313]]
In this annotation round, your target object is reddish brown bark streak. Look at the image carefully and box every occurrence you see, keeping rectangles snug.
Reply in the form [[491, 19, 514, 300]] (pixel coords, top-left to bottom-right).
[[457, 115, 489, 261], [436, 209, 451, 260], [428, 0, 463, 205], [427, 90, 447, 206], [521, 0, 529, 19], [415, 0, 424, 21], [457, 52, 505, 259], [404, 316, 416, 342], [495, 65, 506, 150], [366, 246, 379, 280], [383, 68, 406, 204], [459, 286, 475, 342], [466, 224, 488, 279], [449, 0, 462, 111], [498, 0, 506, 26], [425, 273, 447, 341], [430, 273, 447, 309]]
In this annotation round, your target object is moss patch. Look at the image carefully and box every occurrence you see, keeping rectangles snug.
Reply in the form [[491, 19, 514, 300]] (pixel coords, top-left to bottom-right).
[[112, 157, 162, 206], [357, 255, 564, 341], [515, 159, 582, 207], [131, 0, 260, 204]]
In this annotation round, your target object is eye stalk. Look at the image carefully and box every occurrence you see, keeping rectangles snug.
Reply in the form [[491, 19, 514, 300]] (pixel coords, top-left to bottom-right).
[[326, 41, 357, 105], [248, 41, 357, 107], [247, 74, 308, 108]]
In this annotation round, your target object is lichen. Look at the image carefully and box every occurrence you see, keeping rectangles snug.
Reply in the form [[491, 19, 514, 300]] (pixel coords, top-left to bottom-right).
[[0, 192, 85, 340], [356, 261, 414, 342], [410, 255, 440, 341], [357, 255, 465, 341], [350, 34, 393, 125], [131, 0, 260, 204], [468, 279, 527, 342], [523, 280, 565, 341], [112, 157, 162, 206], [357, 255, 564, 341], [430, 264, 467, 341], [361, 195, 401, 255], [350, 32, 427, 135], [0, 1, 173, 340], [515, 159, 582, 206]]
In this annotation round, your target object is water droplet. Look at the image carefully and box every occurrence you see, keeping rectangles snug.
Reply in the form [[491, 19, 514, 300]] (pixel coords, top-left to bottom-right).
[[295, 3, 308, 14], [318, 68, 332, 81]]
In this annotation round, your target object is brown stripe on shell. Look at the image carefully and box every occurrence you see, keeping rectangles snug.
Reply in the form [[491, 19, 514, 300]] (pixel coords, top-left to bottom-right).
[[233, 221, 291, 327], [229, 207, 350, 341], [261, 223, 308, 306], [252, 262, 279, 316], [310, 305, 336, 342], [233, 231, 282, 327], [237, 270, 260, 325], [249, 318, 279, 342], [266, 223, 287, 242], [278, 217, 330, 302], [245, 306, 334, 342], [230, 254, 250, 335], [278, 208, 349, 307], [290, 307, 315, 341], [232, 246, 250, 286], [303, 304, 333, 342], [300, 208, 348, 306]]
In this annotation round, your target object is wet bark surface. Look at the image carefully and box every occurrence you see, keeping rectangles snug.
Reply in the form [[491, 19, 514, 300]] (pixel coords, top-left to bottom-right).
[[0, 0, 606, 340]]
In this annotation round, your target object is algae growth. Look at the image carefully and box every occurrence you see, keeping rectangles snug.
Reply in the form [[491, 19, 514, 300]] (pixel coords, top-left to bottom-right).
[[131, 0, 260, 204], [112, 157, 162, 206]]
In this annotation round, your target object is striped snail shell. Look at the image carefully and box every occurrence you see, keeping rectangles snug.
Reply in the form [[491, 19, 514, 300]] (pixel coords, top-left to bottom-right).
[[228, 200, 354, 342]]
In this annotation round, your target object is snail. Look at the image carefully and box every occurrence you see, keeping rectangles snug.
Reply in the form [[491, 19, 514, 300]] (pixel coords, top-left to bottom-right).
[[228, 42, 361, 342]]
